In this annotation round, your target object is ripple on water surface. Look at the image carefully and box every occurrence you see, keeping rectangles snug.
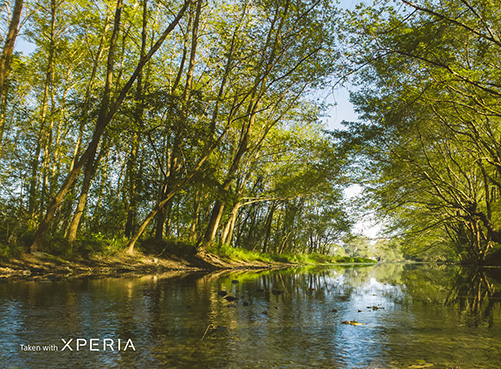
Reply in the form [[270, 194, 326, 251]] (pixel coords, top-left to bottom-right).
[[1, 264, 500, 368]]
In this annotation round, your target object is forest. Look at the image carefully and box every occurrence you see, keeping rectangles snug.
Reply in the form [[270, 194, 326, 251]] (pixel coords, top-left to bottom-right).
[[0, 0, 500, 266]]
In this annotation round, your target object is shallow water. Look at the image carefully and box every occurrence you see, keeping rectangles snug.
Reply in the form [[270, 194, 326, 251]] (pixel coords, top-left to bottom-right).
[[1, 263, 501, 368]]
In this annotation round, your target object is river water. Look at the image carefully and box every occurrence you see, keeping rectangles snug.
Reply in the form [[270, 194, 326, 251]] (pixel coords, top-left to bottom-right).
[[1, 263, 500, 368]]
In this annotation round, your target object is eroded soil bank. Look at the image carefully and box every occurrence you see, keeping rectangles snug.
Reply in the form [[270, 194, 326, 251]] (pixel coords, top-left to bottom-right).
[[0, 251, 292, 281]]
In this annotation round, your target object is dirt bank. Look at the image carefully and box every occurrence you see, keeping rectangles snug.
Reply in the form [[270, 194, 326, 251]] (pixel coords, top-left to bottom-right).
[[0, 251, 291, 281]]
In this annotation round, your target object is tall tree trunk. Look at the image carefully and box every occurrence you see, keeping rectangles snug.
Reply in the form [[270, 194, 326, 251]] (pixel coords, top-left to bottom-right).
[[154, 184, 172, 242], [154, 177, 174, 241], [262, 201, 277, 253], [197, 1, 287, 252], [126, 0, 251, 254], [0, 0, 23, 96], [154, 206, 167, 242], [188, 189, 202, 241], [66, 145, 106, 247], [31, 0, 121, 250], [28, 0, 56, 220], [69, 11, 111, 173], [203, 199, 225, 248], [124, 132, 139, 238], [221, 202, 240, 246], [199, 101, 258, 251], [125, 0, 148, 239], [154, 0, 201, 241], [29, 0, 191, 252], [244, 203, 260, 249], [64, 0, 124, 249], [59, 12, 111, 239], [0, 0, 23, 152]]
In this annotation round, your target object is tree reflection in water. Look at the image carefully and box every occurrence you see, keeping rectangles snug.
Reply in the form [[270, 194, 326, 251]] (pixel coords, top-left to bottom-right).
[[1, 264, 501, 368], [446, 267, 501, 328]]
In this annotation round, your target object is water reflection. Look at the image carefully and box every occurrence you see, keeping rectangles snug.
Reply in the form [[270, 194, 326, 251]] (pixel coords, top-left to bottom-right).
[[0, 264, 500, 368], [446, 267, 501, 328]]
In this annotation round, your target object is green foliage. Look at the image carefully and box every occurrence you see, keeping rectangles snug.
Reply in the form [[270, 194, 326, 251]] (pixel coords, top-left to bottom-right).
[[0, 0, 350, 261], [0, 242, 24, 259], [341, 234, 406, 262], [68, 234, 127, 258], [338, 0, 501, 264], [485, 247, 501, 266], [212, 244, 277, 263], [212, 244, 376, 264], [0, 202, 36, 257]]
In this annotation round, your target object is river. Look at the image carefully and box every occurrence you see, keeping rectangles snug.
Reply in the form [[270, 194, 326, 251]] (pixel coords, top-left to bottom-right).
[[1, 263, 500, 368]]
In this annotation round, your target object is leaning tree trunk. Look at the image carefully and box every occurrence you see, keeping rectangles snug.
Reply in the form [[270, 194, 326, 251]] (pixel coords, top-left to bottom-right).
[[27, 0, 56, 220], [124, 132, 140, 238], [0, 0, 23, 96], [29, 0, 191, 252], [126, 0, 250, 254], [125, 0, 148, 239], [0, 0, 23, 152], [66, 145, 106, 247], [261, 201, 277, 253], [221, 202, 240, 246], [197, 2, 287, 252], [199, 102, 257, 251], [154, 0, 201, 242]]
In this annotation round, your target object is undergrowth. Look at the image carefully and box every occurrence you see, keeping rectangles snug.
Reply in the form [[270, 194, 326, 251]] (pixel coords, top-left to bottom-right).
[[211, 244, 376, 265]]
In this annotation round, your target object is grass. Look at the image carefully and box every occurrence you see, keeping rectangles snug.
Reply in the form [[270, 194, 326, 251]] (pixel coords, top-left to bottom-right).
[[1, 234, 376, 270], [211, 244, 377, 265]]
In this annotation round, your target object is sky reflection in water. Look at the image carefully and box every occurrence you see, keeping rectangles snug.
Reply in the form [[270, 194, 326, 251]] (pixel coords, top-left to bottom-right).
[[1, 263, 501, 368]]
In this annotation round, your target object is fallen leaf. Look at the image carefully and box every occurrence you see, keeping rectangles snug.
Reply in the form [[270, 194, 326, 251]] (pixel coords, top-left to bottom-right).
[[341, 320, 366, 326]]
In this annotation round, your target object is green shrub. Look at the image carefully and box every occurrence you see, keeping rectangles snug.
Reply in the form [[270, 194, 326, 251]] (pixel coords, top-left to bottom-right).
[[0, 242, 24, 258], [73, 233, 126, 257], [213, 244, 276, 263], [211, 244, 377, 265]]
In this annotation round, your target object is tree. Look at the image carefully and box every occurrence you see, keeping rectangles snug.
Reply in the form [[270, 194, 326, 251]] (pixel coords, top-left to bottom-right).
[[340, 0, 501, 263], [0, 0, 23, 152], [197, 0, 338, 252], [0, 0, 350, 260], [30, 0, 192, 251]]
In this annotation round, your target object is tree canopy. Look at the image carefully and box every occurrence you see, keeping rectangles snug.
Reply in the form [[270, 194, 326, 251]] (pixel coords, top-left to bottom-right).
[[0, 0, 352, 259], [340, 0, 501, 264], [3, 0, 501, 265]]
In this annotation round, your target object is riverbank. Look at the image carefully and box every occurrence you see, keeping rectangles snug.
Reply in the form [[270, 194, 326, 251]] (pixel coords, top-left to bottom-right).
[[0, 251, 289, 281], [0, 247, 376, 281]]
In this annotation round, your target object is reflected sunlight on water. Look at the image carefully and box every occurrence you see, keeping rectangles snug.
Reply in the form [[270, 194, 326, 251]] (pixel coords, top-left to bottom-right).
[[1, 264, 501, 368]]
